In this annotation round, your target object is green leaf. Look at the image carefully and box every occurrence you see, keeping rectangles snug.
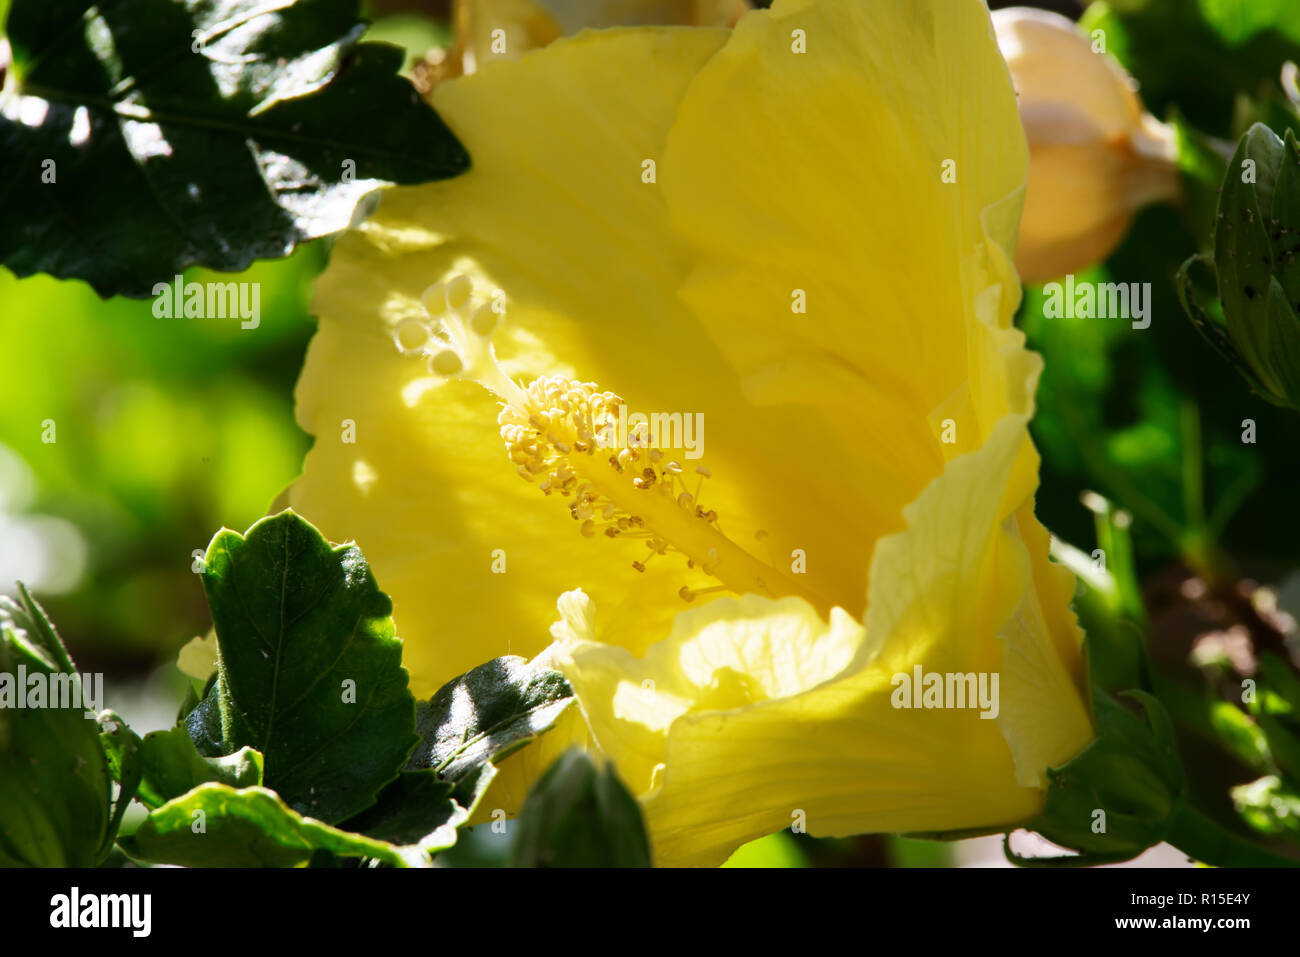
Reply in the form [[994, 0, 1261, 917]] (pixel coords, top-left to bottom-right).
[[1176, 253, 1268, 395], [0, 586, 112, 866], [119, 783, 428, 867], [195, 510, 418, 824], [341, 769, 465, 853], [10, 581, 77, 674], [96, 710, 143, 854], [133, 726, 263, 809], [407, 655, 575, 784], [450, 762, 500, 819], [183, 679, 227, 756], [1263, 280, 1300, 403], [1027, 690, 1186, 864], [509, 750, 651, 868], [100, 709, 264, 834], [347, 656, 575, 859], [0, 0, 468, 297]]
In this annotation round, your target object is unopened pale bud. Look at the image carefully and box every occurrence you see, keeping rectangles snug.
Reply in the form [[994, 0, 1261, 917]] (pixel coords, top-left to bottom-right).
[[993, 8, 1179, 283]]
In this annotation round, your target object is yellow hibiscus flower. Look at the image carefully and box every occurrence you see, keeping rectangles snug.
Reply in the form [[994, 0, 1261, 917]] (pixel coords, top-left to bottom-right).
[[290, 0, 1096, 865]]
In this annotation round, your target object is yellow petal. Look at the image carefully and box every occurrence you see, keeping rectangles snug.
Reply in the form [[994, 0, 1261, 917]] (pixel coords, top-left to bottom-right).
[[291, 27, 734, 697], [659, 0, 1031, 603], [664, 0, 1028, 411], [176, 632, 218, 683], [554, 343, 1091, 865]]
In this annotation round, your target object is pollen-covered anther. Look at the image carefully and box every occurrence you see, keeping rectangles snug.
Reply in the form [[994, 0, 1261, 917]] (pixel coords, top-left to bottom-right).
[[492, 371, 817, 605], [418, 285, 818, 605]]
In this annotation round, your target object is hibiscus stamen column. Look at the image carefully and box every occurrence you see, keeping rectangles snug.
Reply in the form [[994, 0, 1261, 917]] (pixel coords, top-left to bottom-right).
[[405, 275, 822, 607]]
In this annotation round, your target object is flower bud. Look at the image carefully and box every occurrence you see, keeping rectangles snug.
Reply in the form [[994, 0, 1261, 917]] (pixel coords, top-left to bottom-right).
[[993, 7, 1179, 283], [1025, 690, 1184, 863], [1178, 124, 1300, 411]]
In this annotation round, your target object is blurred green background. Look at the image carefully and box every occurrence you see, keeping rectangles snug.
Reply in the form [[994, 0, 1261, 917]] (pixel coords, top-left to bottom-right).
[[3, 0, 1300, 866], [0, 248, 323, 671]]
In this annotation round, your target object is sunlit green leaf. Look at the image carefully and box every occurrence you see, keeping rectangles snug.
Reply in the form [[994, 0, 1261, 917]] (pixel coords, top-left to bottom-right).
[[0, 0, 468, 296], [119, 783, 427, 867], [195, 510, 418, 824], [407, 655, 575, 784]]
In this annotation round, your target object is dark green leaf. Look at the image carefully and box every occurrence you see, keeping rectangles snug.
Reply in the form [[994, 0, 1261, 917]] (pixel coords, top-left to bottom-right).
[[1176, 253, 1267, 394], [0, 587, 112, 866], [407, 655, 575, 784], [342, 769, 464, 852], [509, 750, 651, 868], [196, 509, 418, 824], [346, 656, 574, 860], [0, 0, 468, 297], [1029, 690, 1185, 862], [451, 761, 499, 819], [119, 783, 427, 867], [14, 582, 76, 672], [96, 710, 143, 855]]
